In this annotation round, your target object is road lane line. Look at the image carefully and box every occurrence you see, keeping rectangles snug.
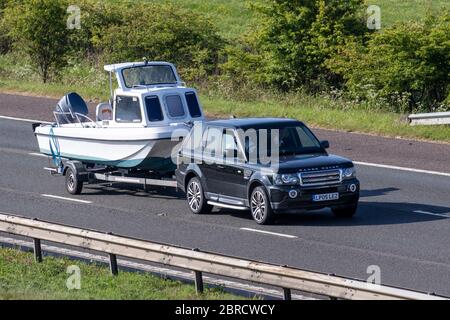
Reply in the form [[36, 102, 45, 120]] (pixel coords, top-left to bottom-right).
[[41, 194, 92, 204], [0, 115, 51, 124], [413, 210, 449, 218], [240, 227, 298, 239], [354, 161, 450, 177]]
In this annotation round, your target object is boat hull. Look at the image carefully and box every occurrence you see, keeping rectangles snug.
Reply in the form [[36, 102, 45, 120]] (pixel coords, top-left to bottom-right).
[[35, 126, 187, 172]]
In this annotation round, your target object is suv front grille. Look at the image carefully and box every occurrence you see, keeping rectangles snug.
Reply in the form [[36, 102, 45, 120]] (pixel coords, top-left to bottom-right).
[[299, 169, 342, 187]]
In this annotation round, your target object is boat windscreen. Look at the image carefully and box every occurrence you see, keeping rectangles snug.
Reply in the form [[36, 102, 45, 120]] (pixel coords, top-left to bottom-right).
[[122, 65, 177, 88]]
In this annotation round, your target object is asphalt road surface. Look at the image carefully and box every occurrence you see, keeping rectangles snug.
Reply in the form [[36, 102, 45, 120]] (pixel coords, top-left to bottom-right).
[[1, 93, 450, 296]]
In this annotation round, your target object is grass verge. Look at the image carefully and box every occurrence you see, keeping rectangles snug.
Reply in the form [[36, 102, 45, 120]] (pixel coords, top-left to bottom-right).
[[202, 94, 450, 143], [0, 247, 241, 300]]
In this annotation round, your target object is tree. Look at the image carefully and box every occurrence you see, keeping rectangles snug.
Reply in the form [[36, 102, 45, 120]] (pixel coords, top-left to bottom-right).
[[3, 0, 70, 83], [96, 3, 223, 82], [252, 0, 367, 91], [327, 12, 450, 112], [0, 0, 11, 54]]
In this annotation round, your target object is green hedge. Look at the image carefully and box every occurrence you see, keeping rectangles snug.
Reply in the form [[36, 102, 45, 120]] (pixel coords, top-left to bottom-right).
[[93, 3, 223, 82], [0, 0, 448, 113], [1, 0, 224, 83], [327, 13, 450, 112]]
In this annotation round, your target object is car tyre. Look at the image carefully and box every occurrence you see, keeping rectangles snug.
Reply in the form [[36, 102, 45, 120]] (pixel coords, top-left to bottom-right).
[[332, 204, 358, 218], [186, 177, 212, 214], [250, 186, 274, 225], [65, 167, 83, 195]]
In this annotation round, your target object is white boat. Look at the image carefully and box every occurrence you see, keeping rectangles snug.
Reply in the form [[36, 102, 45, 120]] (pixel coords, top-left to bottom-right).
[[34, 61, 205, 173]]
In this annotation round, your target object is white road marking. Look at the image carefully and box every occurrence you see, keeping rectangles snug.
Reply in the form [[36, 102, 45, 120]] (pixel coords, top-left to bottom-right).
[[413, 210, 449, 218], [0, 115, 51, 124], [240, 227, 298, 239], [41, 194, 92, 204], [354, 161, 450, 178], [28, 152, 47, 158]]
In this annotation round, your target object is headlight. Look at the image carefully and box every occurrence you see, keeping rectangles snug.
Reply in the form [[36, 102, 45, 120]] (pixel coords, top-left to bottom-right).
[[273, 173, 299, 185], [342, 167, 356, 179]]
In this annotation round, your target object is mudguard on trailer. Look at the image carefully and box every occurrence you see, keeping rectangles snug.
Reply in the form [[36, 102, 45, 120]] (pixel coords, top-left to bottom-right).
[[64, 160, 89, 182]]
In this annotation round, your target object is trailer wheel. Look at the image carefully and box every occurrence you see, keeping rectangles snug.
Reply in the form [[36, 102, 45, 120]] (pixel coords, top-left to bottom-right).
[[65, 167, 83, 195]]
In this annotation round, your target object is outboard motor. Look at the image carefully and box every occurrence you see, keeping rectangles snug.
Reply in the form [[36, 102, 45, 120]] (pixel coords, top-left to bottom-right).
[[55, 92, 89, 124]]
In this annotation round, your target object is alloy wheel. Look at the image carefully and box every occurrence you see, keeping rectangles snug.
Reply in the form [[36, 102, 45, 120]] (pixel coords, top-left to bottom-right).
[[187, 180, 202, 212], [251, 190, 266, 223]]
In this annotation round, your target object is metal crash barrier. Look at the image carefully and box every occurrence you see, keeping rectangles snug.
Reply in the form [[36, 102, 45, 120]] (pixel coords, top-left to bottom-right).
[[0, 212, 446, 300]]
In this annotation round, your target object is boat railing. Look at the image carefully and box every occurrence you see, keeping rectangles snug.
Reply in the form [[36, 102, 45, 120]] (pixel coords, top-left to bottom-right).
[[53, 111, 99, 128]]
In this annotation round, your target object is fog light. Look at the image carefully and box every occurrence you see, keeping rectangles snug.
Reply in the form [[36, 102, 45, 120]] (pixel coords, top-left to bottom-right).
[[349, 184, 357, 193], [288, 190, 298, 199]]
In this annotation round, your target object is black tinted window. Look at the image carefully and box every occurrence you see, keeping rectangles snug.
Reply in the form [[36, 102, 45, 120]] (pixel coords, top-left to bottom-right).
[[185, 92, 202, 118], [145, 96, 164, 122], [204, 127, 222, 159], [165, 95, 185, 118], [115, 96, 141, 123]]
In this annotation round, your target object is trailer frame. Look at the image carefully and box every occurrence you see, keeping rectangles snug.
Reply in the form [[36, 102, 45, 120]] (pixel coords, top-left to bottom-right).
[[44, 159, 178, 195]]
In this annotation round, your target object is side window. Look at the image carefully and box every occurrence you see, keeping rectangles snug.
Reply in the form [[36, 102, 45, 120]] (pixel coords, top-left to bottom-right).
[[115, 96, 142, 123], [204, 127, 222, 159], [222, 129, 238, 160], [185, 92, 202, 118], [165, 95, 185, 118], [145, 96, 164, 122], [181, 129, 193, 155]]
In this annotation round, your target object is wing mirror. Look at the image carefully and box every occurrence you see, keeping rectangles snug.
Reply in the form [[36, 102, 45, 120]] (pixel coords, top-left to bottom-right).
[[320, 140, 330, 149]]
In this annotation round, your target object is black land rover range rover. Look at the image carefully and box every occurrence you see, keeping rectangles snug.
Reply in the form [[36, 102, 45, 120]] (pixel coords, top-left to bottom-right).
[[176, 118, 360, 224]]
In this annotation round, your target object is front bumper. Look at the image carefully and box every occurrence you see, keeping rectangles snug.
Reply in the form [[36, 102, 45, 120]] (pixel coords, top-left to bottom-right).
[[268, 179, 360, 212]]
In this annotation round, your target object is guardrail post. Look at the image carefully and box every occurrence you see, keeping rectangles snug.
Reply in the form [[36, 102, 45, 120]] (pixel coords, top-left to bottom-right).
[[194, 270, 204, 294], [109, 253, 118, 276], [33, 238, 42, 263], [192, 248, 204, 294], [282, 288, 291, 300]]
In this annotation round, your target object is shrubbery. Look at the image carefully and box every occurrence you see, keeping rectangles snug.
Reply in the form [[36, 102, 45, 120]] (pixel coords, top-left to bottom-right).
[[2, 0, 70, 82], [0, 1, 11, 54], [219, 0, 449, 112], [94, 3, 223, 83], [221, 0, 367, 92], [1, 0, 223, 83], [0, 0, 448, 113], [327, 13, 450, 112]]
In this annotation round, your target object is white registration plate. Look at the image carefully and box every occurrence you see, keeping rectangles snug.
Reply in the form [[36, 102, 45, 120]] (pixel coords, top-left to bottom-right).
[[312, 193, 339, 202]]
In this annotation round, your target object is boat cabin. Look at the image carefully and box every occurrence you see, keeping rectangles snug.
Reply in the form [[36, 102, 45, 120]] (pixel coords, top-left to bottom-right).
[[98, 61, 205, 127]]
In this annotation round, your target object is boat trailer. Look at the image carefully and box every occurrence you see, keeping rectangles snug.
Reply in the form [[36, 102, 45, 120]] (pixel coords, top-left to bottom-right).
[[44, 159, 177, 195]]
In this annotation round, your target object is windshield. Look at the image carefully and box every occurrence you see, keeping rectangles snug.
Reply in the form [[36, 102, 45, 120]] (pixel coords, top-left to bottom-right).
[[122, 65, 177, 88], [239, 124, 324, 163]]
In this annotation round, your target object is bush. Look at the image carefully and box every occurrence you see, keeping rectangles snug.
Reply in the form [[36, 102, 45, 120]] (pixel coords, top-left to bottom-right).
[[221, 0, 367, 92], [66, 0, 124, 63], [94, 3, 223, 82], [3, 0, 70, 83], [327, 13, 450, 112], [0, 0, 11, 54], [1, 1, 223, 83]]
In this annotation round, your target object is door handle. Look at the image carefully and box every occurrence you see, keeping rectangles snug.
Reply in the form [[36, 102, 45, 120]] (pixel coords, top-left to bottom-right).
[[217, 165, 225, 169]]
